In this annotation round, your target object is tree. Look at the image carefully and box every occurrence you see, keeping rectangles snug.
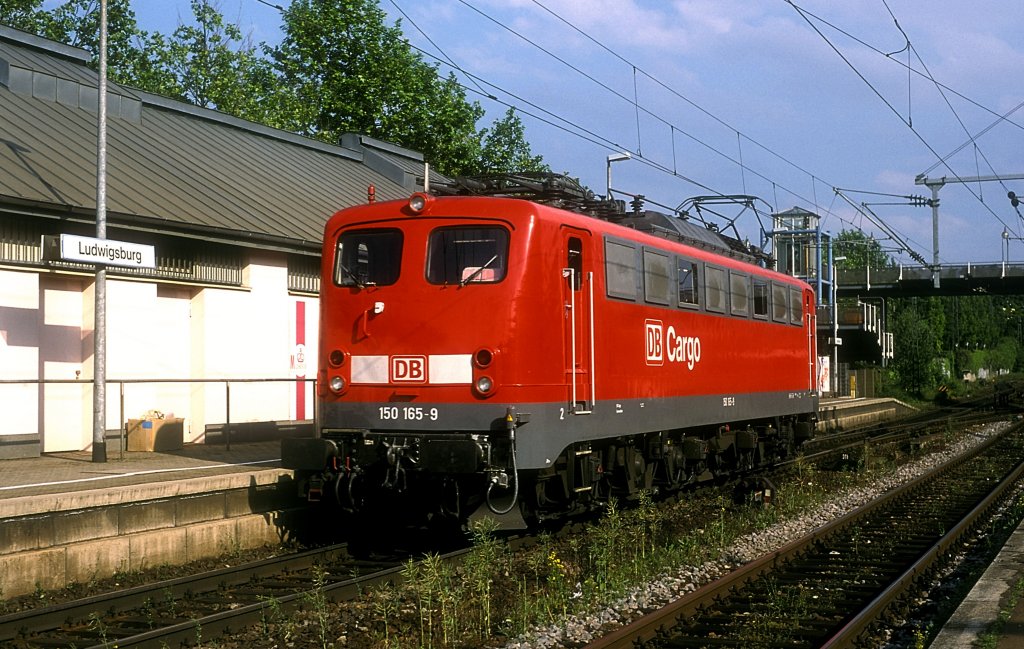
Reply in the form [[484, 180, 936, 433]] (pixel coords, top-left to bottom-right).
[[130, 1, 282, 125], [833, 229, 892, 270], [0, 0, 149, 85], [891, 300, 939, 395], [987, 337, 1018, 374], [270, 0, 484, 175], [477, 108, 548, 174], [0, 0, 48, 32], [4, 0, 546, 177]]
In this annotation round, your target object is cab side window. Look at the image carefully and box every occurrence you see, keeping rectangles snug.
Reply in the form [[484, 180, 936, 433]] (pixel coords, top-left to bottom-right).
[[605, 239, 637, 300], [705, 265, 727, 313], [677, 258, 699, 308]]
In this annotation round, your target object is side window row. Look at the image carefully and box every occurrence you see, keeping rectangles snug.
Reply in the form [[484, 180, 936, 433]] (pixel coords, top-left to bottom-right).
[[605, 237, 804, 325]]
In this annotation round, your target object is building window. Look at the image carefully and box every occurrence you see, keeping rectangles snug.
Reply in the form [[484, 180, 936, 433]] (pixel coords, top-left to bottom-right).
[[288, 255, 320, 294]]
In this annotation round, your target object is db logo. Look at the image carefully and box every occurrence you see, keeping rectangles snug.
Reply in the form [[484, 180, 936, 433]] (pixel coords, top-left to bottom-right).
[[391, 356, 426, 382], [645, 320, 664, 366]]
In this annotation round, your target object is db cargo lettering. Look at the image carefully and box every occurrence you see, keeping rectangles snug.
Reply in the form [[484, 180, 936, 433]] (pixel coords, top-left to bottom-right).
[[645, 320, 701, 370]]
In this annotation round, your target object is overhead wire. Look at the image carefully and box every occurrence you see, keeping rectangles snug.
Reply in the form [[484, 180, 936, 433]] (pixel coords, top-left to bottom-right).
[[258, 0, 993, 265], [781, 2, 1024, 135], [905, 36, 1019, 215], [480, 0, 936, 258], [385, 1, 492, 98], [428, 0, 853, 239], [787, 0, 1024, 241], [923, 100, 1024, 176], [404, 43, 719, 195], [784, 0, 1020, 252], [250, 0, 910, 255], [528, 0, 829, 192], [522, 0, 931, 256], [449, 55, 872, 240]]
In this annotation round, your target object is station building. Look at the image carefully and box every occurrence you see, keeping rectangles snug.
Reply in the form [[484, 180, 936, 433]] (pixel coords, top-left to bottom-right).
[[0, 26, 432, 457]]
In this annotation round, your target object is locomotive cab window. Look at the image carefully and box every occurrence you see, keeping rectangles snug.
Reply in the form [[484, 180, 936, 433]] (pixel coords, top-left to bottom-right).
[[677, 258, 699, 308], [335, 229, 403, 287], [567, 237, 583, 290], [427, 226, 509, 285]]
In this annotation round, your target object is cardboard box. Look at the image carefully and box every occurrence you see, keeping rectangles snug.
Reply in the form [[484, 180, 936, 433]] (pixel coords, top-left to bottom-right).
[[126, 418, 184, 452]]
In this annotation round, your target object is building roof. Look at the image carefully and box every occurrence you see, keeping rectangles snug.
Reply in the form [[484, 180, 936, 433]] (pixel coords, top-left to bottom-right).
[[0, 25, 429, 252]]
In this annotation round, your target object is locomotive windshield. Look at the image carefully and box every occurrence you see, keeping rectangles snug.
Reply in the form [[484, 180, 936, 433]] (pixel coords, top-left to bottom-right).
[[335, 229, 403, 287], [426, 226, 509, 286]]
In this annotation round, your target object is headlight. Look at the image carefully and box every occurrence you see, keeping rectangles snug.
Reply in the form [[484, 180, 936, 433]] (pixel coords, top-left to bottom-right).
[[408, 192, 434, 214], [328, 349, 346, 367], [329, 376, 346, 392], [475, 375, 493, 395], [474, 347, 494, 368]]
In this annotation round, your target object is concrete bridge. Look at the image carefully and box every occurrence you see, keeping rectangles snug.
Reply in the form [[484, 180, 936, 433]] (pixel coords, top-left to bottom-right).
[[836, 262, 1024, 298]]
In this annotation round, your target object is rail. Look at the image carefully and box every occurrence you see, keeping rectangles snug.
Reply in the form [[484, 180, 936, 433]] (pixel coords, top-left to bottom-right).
[[584, 418, 1024, 648], [0, 376, 317, 455]]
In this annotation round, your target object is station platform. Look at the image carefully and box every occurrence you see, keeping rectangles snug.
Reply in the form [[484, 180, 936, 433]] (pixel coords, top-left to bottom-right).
[[0, 441, 296, 598], [931, 518, 1024, 648], [0, 398, 893, 504], [0, 440, 288, 512], [817, 395, 916, 431]]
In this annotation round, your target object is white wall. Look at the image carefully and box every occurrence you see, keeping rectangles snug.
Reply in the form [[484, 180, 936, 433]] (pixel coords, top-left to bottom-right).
[[0, 251, 320, 452], [0, 270, 44, 441], [106, 281, 193, 442], [0, 272, 91, 452]]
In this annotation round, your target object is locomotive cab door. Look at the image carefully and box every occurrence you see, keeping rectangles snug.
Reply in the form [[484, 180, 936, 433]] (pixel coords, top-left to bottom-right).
[[805, 289, 816, 391], [562, 228, 594, 414]]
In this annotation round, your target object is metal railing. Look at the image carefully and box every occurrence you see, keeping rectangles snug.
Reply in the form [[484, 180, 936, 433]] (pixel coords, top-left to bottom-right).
[[0, 377, 317, 458]]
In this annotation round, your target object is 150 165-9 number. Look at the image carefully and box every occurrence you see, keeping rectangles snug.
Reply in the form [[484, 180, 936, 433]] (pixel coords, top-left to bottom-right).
[[379, 406, 439, 421]]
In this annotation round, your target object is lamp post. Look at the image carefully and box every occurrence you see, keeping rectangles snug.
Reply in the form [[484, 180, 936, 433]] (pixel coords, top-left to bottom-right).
[[92, 0, 108, 463], [1003, 228, 1011, 276], [832, 256, 847, 396], [606, 152, 630, 199]]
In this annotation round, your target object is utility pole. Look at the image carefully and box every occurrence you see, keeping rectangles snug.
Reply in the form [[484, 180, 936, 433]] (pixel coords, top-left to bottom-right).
[[92, 0, 108, 462], [914, 173, 1024, 289]]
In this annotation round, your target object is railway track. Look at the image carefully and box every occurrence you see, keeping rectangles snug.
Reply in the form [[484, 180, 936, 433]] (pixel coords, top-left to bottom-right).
[[585, 413, 1024, 646], [794, 398, 1019, 480], [0, 543, 438, 648], [583, 417, 1024, 648], [3, 400, 1017, 648]]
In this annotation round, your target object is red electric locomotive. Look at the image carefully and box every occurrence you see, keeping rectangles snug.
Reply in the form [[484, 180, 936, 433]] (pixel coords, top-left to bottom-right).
[[283, 176, 818, 525]]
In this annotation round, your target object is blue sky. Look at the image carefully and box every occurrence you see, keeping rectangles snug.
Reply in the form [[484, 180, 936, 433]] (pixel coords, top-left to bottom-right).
[[131, 0, 1024, 266]]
